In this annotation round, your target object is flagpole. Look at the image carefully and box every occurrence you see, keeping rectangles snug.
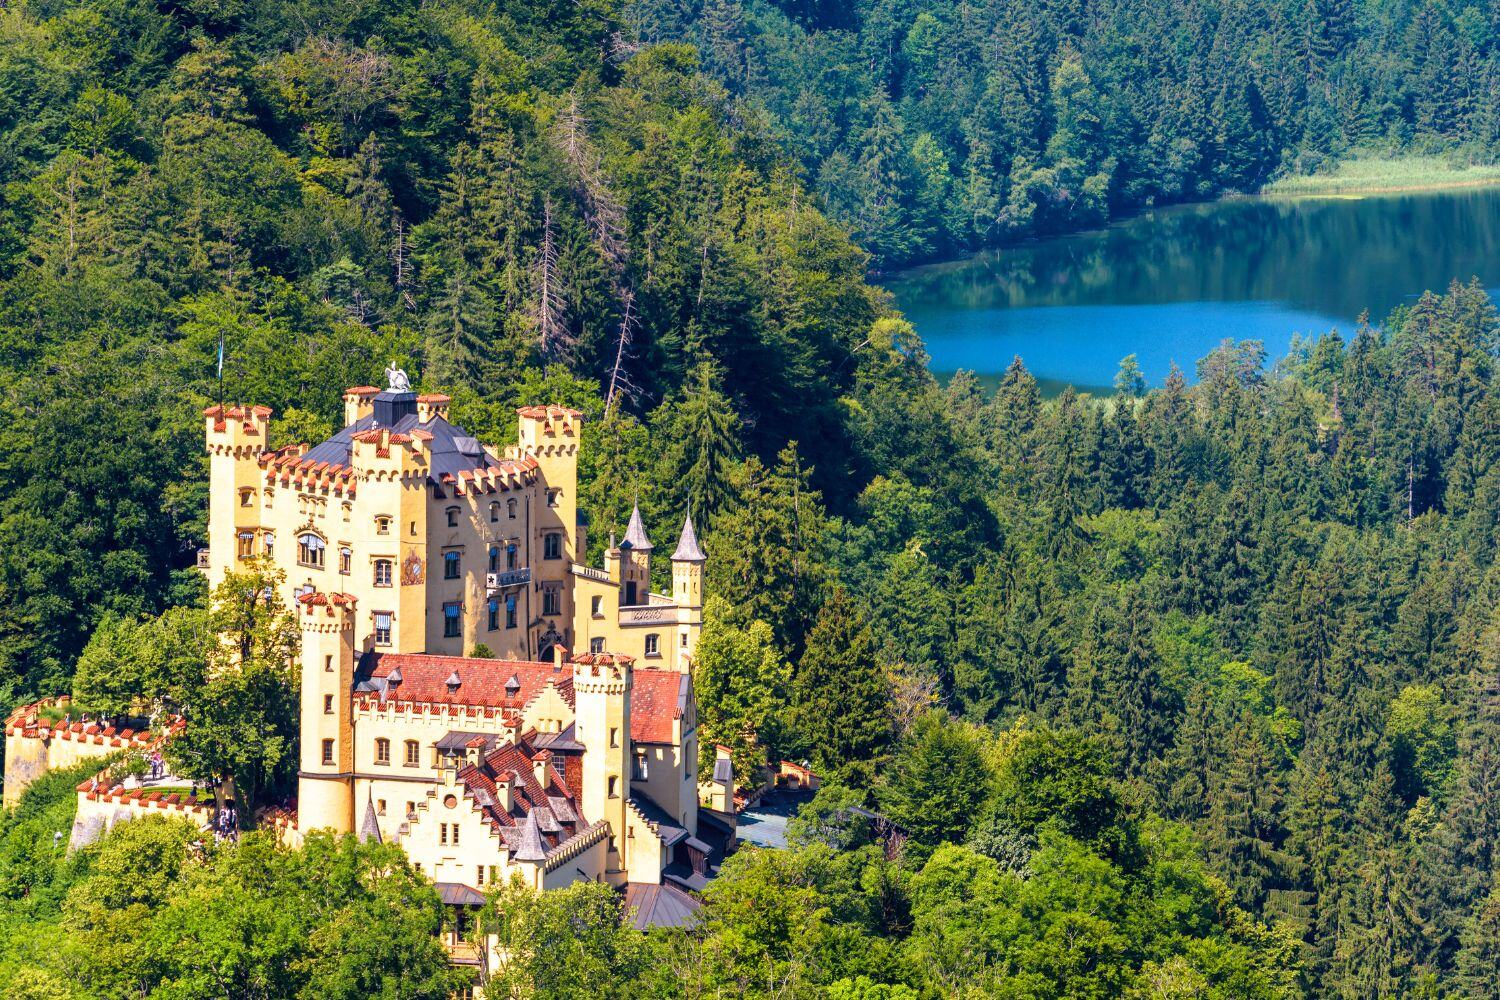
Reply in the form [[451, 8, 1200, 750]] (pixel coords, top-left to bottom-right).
[[216, 331, 225, 409]]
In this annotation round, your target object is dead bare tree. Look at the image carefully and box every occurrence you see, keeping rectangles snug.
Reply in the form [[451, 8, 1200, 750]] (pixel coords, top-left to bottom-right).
[[549, 93, 638, 412], [532, 197, 572, 361]]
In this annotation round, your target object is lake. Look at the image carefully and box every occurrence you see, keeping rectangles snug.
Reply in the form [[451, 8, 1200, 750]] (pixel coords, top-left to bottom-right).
[[884, 187, 1500, 393]]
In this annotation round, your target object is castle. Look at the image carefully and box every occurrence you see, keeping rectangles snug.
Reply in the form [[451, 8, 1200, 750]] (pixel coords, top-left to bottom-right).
[[4, 373, 736, 942]]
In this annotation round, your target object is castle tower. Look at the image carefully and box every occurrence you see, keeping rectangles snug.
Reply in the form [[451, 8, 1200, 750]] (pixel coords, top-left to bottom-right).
[[573, 651, 632, 885], [203, 404, 273, 589], [619, 503, 652, 608], [346, 395, 430, 654], [297, 593, 358, 834], [670, 514, 705, 671], [512, 406, 583, 653]]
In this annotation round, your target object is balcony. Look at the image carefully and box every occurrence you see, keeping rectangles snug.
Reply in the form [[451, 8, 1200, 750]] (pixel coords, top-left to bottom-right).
[[195, 548, 211, 571], [485, 568, 530, 593]]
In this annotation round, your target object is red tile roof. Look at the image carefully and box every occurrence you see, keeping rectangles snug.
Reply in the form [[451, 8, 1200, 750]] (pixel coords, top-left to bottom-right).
[[359, 653, 575, 713], [355, 653, 686, 744], [631, 669, 688, 744]]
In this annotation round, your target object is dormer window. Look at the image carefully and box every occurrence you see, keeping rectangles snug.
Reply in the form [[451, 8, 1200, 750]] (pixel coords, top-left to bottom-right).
[[375, 516, 392, 535], [297, 533, 326, 568], [446, 507, 460, 528]]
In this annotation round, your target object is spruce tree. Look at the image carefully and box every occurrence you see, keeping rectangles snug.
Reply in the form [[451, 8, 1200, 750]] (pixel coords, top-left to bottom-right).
[[791, 587, 895, 772]]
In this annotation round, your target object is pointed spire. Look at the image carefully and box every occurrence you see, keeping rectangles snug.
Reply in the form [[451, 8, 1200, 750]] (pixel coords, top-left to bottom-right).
[[359, 792, 382, 844], [671, 513, 706, 562], [621, 502, 652, 551], [514, 808, 546, 862]]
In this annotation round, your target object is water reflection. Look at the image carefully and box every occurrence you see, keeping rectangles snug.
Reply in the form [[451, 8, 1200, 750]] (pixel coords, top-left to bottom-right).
[[886, 187, 1500, 388]]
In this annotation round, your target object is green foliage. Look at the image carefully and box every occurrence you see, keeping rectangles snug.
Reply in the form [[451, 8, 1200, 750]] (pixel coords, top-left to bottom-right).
[[791, 587, 894, 772], [631, 0, 1500, 267], [693, 595, 790, 782]]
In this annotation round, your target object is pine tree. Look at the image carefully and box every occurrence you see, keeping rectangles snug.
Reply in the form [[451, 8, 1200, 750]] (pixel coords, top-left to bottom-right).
[[791, 587, 895, 771]]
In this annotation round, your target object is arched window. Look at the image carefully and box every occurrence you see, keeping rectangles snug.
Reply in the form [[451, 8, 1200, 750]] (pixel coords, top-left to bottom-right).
[[297, 533, 326, 568], [375, 738, 391, 765], [507, 498, 518, 519], [489, 502, 500, 523]]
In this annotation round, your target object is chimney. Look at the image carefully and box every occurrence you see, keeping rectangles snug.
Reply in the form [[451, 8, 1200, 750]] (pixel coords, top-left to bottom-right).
[[497, 771, 515, 813], [416, 393, 451, 423], [532, 750, 551, 789], [343, 386, 380, 426]]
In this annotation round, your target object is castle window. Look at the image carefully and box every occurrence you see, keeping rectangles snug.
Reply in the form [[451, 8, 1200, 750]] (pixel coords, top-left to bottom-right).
[[681, 631, 688, 647], [489, 502, 500, 523], [440, 823, 448, 845], [373, 612, 392, 646], [263, 532, 275, 557], [610, 727, 620, 748], [443, 602, 461, 637], [404, 740, 420, 766], [507, 499, 517, 519], [487, 599, 499, 632], [505, 594, 517, 629], [443, 551, 461, 579], [624, 581, 637, 606], [324, 654, 333, 672], [339, 547, 351, 575], [543, 532, 562, 560], [321, 739, 334, 765], [239, 489, 254, 507], [236, 531, 255, 560], [446, 507, 459, 528], [608, 775, 619, 798], [477, 865, 486, 886], [297, 533, 326, 568], [547, 489, 561, 508], [645, 633, 659, 657], [542, 587, 560, 616], [373, 560, 393, 587], [377, 798, 386, 815], [406, 801, 415, 817], [634, 751, 648, 780], [591, 595, 603, 617], [323, 695, 334, 714], [375, 516, 391, 535], [489, 546, 498, 573], [451, 824, 460, 846], [506, 543, 518, 570], [342, 502, 351, 522], [590, 637, 604, 654], [375, 738, 391, 764]]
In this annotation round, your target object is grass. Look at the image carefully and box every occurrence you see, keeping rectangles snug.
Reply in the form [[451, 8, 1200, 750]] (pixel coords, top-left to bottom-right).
[[1263, 155, 1500, 197]]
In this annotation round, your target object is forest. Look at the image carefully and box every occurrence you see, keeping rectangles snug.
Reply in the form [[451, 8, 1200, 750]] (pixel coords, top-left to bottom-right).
[[628, 0, 1500, 266], [2, 0, 1500, 996]]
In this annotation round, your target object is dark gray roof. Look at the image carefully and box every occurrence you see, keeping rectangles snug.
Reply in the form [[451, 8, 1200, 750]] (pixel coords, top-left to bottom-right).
[[628, 794, 688, 847], [534, 724, 584, 753], [435, 730, 502, 753], [299, 404, 504, 485], [513, 808, 547, 862], [359, 794, 382, 844], [621, 503, 652, 551], [434, 882, 487, 906], [671, 514, 706, 562], [712, 755, 733, 784], [623, 881, 702, 930]]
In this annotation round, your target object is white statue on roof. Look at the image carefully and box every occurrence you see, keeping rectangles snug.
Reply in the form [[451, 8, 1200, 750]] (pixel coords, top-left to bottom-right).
[[385, 362, 411, 392]]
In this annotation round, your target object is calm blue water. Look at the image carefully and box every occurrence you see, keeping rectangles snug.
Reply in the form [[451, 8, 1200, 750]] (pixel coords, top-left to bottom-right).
[[885, 188, 1500, 392]]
